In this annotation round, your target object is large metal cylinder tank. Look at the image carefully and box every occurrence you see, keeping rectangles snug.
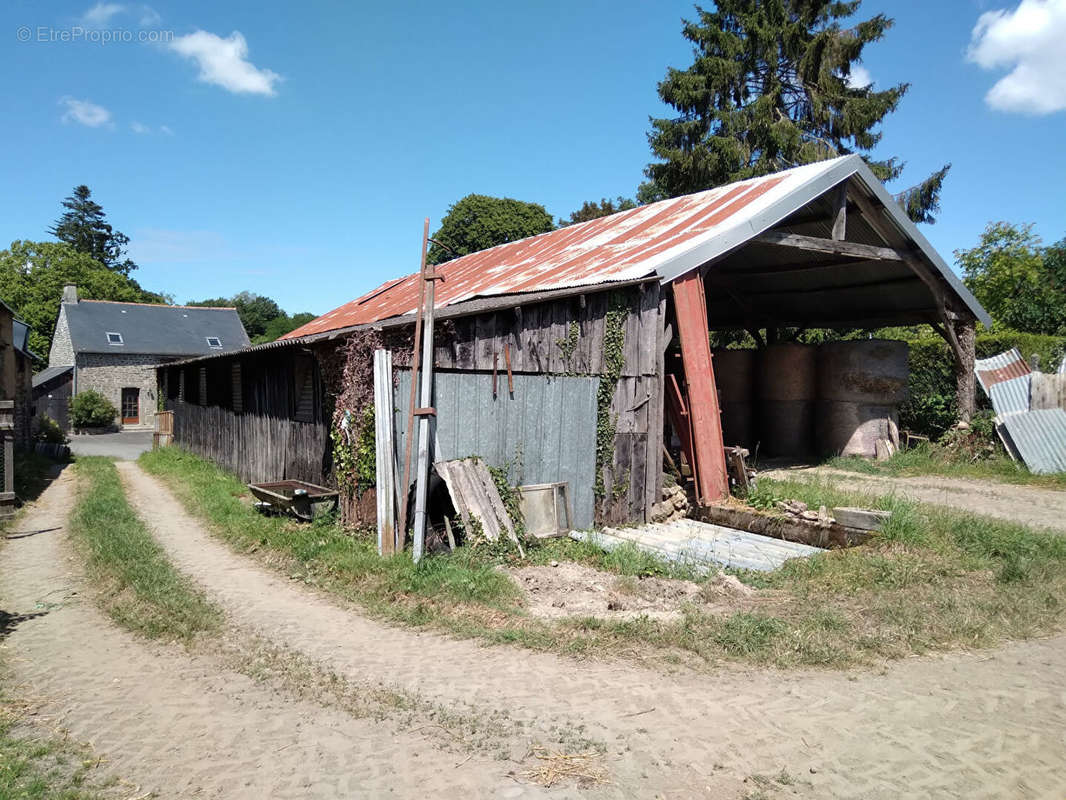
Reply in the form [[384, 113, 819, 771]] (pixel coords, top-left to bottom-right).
[[713, 349, 756, 450], [757, 343, 816, 458], [816, 340, 909, 457]]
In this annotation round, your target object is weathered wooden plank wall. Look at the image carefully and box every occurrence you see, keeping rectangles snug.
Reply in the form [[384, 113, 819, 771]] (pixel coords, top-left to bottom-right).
[[422, 281, 665, 525], [1031, 373, 1066, 411]]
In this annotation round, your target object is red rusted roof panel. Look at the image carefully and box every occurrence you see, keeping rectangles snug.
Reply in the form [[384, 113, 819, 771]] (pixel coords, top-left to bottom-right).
[[283, 159, 851, 339]]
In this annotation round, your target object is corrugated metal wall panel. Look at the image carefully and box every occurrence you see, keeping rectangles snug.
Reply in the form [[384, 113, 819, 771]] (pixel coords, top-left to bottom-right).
[[999, 409, 1066, 475], [393, 369, 599, 529], [989, 374, 1032, 417]]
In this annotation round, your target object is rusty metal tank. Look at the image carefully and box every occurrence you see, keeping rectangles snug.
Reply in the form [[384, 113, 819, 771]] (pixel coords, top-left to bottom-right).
[[713, 348, 756, 450], [757, 343, 817, 457], [816, 340, 909, 457]]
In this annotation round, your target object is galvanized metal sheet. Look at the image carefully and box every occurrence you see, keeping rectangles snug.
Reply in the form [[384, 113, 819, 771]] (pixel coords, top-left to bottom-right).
[[999, 409, 1066, 475], [975, 348, 1030, 394], [988, 374, 1032, 417], [283, 156, 988, 340], [393, 370, 599, 529]]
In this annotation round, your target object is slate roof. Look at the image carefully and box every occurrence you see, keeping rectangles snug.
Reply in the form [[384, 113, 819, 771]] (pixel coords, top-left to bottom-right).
[[32, 364, 72, 389], [65, 301, 250, 356]]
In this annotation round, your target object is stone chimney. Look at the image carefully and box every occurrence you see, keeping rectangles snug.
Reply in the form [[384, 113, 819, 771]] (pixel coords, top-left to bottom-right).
[[62, 284, 78, 304]]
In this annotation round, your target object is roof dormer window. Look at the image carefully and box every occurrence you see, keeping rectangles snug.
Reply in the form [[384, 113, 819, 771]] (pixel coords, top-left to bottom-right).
[[206, 336, 222, 349], [106, 332, 123, 345]]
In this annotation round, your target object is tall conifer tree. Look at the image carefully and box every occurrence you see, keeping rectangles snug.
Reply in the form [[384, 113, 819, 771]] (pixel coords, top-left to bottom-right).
[[642, 1, 949, 223]]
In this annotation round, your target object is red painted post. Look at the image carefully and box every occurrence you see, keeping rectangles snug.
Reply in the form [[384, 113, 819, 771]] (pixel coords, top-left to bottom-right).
[[671, 271, 729, 503]]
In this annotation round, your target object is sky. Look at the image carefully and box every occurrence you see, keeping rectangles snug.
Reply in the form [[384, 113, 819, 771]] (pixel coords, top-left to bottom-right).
[[1, 0, 1064, 316]]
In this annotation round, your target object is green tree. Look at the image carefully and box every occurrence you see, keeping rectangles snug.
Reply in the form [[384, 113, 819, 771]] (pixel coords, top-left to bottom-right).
[[428, 194, 555, 265], [642, 1, 949, 224], [0, 240, 164, 357], [257, 311, 316, 344], [187, 292, 313, 343], [561, 197, 637, 226], [957, 222, 1066, 335], [49, 185, 137, 275]]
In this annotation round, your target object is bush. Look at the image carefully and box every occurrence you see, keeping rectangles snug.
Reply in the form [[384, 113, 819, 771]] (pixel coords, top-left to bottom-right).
[[900, 329, 1066, 439], [69, 390, 117, 429], [35, 414, 68, 444]]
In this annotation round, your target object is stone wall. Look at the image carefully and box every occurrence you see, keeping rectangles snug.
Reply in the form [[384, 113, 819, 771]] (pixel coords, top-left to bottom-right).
[[75, 352, 161, 429], [49, 306, 75, 366]]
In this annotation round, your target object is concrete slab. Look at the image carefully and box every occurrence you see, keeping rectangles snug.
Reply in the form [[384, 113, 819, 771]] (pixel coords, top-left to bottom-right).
[[69, 431, 154, 461], [573, 518, 823, 572]]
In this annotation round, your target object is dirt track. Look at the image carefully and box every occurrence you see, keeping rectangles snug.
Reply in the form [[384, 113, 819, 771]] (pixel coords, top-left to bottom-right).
[[760, 465, 1066, 534], [3, 463, 1066, 798]]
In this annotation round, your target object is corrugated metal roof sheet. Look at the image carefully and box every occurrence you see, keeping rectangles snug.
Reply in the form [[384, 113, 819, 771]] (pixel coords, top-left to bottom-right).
[[284, 155, 990, 340], [999, 409, 1066, 475], [975, 348, 1031, 394], [989, 374, 1032, 417]]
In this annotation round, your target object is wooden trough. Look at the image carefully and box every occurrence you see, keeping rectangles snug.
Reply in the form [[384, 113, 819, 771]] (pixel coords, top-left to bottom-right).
[[247, 480, 339, 522]]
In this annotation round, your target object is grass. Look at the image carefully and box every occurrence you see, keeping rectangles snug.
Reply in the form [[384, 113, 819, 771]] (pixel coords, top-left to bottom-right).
[[68, 457, 221, 641], [140, 446, 1066, 669], [826, 443, 1066, 490]]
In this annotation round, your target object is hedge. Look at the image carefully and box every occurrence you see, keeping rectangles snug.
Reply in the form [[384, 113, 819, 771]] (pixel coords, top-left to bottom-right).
[[900, 330, 1066, 438]]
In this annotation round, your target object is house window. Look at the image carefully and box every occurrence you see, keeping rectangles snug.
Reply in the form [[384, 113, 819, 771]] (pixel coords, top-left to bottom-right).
[[106, 332, 123, 345], [206, 336, 222, 349], [231, 362, 243, 413]]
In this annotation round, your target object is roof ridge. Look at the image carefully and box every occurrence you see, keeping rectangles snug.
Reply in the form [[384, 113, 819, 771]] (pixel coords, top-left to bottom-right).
[[75, 300, 239, 310]]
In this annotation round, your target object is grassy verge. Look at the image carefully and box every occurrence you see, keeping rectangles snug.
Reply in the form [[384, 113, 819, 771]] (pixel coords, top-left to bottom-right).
[[140, 447, 1066, 668], [69, 457, 221, 641], [826, 444, 1066, 490]]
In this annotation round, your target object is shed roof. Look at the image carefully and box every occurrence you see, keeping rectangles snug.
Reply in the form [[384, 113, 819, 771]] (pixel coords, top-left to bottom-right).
[[65, 300, 250, 356], [32, 364, 72, 389], [284, 155, 989, 340]]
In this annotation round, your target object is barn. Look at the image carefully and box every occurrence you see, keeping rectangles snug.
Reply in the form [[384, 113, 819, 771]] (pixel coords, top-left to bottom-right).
[[158, 155, 989, 530]]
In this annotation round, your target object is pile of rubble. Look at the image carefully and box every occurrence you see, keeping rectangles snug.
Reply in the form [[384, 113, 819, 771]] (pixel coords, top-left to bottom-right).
[[776, 499, 834, 528], [650, 483, 690, 523]]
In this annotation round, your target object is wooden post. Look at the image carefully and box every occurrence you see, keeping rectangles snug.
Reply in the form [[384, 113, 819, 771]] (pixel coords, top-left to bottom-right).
[[412, 228, 438, 564], [954, 316, 976, 422], [373, 349, 396, 556], [671, 271, 729, 503]]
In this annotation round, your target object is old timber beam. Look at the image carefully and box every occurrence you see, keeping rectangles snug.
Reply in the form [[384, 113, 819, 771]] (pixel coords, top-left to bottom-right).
[[671, 271, 729, 503], [754, 231, 904, 262]]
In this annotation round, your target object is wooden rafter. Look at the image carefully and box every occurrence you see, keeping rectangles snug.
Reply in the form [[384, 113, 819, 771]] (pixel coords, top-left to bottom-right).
[[754, 231, 904, 261]]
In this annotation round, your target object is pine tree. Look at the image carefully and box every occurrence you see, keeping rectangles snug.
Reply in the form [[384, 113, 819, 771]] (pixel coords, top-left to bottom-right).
[[49, 185, 137, 275], [642, 1, 949, 224]]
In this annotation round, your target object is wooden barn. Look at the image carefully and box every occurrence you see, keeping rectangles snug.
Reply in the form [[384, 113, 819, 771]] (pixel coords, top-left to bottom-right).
[[159, 155, 988, 529]]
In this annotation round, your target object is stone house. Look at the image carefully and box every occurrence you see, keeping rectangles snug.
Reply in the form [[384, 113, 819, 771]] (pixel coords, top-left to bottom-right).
[[40, 285, 249, 430]]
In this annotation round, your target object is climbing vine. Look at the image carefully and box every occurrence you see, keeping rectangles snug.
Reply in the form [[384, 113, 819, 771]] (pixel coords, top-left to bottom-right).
[[555, 320, 580, 373], [594, 293, 627, 499]]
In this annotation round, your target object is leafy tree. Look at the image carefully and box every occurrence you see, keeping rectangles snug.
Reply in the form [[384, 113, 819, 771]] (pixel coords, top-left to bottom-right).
[[428, 194, 555, 266], [561, 197, 637, 226], [957, 222, 1066, 335], [0, 240, 164, 357], [257, 311, 316, 344], [49, 185, 137, 275], [641, 1, 949, 224]]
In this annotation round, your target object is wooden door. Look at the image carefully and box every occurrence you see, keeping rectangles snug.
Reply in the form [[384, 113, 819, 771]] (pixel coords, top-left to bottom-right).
[[121, 388, 139, 425]]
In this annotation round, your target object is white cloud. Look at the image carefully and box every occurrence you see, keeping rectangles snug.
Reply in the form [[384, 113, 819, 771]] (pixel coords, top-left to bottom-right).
[[131, 120, 150, 134], [80, 2, 160, 28], [160, 124, 174, 135], [846, 65, 873, 89], [967, 0, 1066, 114], [59, 97, 113, 128], [168, 30, 280, 96], [81, 2, 124, 26]]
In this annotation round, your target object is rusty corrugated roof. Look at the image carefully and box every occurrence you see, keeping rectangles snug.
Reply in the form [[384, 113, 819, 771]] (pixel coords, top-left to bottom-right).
[[975, 348, 1031, 395], [284, 158, 843, 339]]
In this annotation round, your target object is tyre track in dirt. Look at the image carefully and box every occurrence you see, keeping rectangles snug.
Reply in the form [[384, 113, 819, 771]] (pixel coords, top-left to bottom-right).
[[0, 466, 559, 799], [760, 466, 1066, 534], [119, 461, 1066, 799]]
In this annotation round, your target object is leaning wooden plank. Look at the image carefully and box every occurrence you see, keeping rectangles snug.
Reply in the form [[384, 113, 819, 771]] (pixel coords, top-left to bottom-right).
[[433, 457, 520, 549]]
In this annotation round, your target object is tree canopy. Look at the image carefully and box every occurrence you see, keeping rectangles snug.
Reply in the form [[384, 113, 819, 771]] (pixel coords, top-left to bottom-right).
[[957, 222, 1066, 336], [0, 240, 163, 358], [187, 291, 314, 344], [428, 194, 555, 265], [641, 0, 949, 224], [49, 185, 138, 275], [561, 197, 637, 227]]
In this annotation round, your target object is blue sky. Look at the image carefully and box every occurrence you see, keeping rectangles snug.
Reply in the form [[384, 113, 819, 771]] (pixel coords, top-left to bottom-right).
[[2, 0, 1064, 316]]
